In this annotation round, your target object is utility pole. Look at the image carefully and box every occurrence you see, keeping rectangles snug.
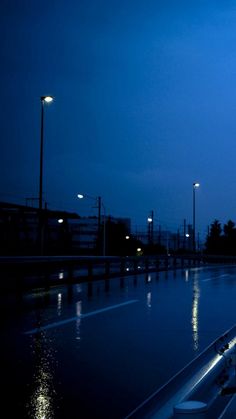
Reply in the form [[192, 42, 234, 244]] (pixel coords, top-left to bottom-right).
[[183, 218, 186, 251], [193, 182, 200, 253], [147, 210, 154, 245], [97, 196, 102, 255]]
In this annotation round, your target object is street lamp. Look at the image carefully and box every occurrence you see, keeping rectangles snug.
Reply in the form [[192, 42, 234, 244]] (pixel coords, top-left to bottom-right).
[[147, 210, 154, 245], [39, 96, 54, 211], [193, 182, 200, 252], [38, 95, 54, 254], [77, 193, 106, 256]]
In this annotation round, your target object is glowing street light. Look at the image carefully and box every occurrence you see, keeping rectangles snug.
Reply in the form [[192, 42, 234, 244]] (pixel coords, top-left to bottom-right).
[[43, 96, 53, 103], [193, 182, 200, 252]]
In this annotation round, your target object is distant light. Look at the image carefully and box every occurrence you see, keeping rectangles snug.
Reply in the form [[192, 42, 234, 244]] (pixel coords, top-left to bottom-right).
[[42, 95, 54, 103], [137, 248, 142, 252], [58, 218, 64, 224], [125, 235, 130, 240], [77, 194, 84, 199], [193, 182, 200, 188], [185, 233, 190, 238], [147, 217, 153, 223]]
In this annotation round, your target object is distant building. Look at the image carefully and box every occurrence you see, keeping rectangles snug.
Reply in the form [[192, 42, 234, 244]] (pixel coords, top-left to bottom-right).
[[0, 202, 131, 255]]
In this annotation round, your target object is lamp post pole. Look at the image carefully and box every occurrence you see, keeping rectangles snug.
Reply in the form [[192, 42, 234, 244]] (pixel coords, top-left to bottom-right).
[[97, 196, 106, 256], [39, 96, 54, 210], [98, 196, 101, 248], [147, 210, 154, 246], [101, 200, 106, 257], [193, 182, 200, 252], [38, 96, 53, 253], [39, 99, 44, 212]]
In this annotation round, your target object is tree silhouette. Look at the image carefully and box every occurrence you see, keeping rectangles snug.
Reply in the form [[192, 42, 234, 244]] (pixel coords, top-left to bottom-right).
[[224, 219, 235, 236], [223, 220, 236, 255], [205, 219, 236, 255], [205, 219, 222, 254]]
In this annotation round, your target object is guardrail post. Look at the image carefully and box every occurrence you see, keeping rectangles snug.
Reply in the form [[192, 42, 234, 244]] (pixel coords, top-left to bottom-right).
[[165, 255, 169, 269], [43, 266, 50, 290], [105, 260, 110, 278], [133, 258, 138, 274], [88, 261, 93, 279], [120, 258, 125, 276], [87, 282, 93, 297], [67, 266, 74, 283], [16, 271, 24, 295]]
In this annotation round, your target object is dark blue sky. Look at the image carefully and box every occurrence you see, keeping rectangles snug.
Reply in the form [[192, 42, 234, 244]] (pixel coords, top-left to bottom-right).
[[1, 0, 236, 238]]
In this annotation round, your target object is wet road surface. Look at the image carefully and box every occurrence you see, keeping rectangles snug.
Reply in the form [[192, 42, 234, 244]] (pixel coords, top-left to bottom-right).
[[1, 265, 236, 418]]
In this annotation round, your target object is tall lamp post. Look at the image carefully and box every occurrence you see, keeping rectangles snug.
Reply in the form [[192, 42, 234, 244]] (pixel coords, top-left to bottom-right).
[[77, 193, 106, 256], [193, 182, 200, 252], [39, 95, 54, 254], [39, 96, 54, 211], [147, 210, 154, 246]]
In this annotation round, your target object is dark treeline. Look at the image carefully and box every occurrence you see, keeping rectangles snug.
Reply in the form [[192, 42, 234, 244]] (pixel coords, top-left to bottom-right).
[[205, 219, 236, 255], [104, 219, 166, 256]]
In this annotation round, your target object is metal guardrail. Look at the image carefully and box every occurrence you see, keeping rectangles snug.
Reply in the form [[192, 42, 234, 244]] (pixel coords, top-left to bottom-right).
[[0, 254, 236, 292], [125, 323, 236, 418]]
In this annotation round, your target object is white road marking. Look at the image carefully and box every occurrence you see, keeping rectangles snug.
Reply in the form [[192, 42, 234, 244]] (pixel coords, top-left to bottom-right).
[[202, 274, 230, 282], [24, 299, 139, 335]]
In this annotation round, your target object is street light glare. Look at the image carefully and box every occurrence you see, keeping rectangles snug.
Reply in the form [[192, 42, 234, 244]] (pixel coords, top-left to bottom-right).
[[77, 194, 84, 199], [41, 96, 54, 103], [193, 182, 200, 188], [147, 217, 153, 223]]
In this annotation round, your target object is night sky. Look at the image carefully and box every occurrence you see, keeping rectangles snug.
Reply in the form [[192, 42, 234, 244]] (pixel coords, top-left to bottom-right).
[[1, 0, 236, 240]]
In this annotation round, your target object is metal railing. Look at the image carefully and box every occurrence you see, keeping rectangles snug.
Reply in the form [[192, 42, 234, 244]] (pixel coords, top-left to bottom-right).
[[0, 253, 235, 292]]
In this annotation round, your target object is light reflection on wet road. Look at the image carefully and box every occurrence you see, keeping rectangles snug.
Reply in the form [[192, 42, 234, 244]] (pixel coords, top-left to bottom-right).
[[1, 265, 236, 418]]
